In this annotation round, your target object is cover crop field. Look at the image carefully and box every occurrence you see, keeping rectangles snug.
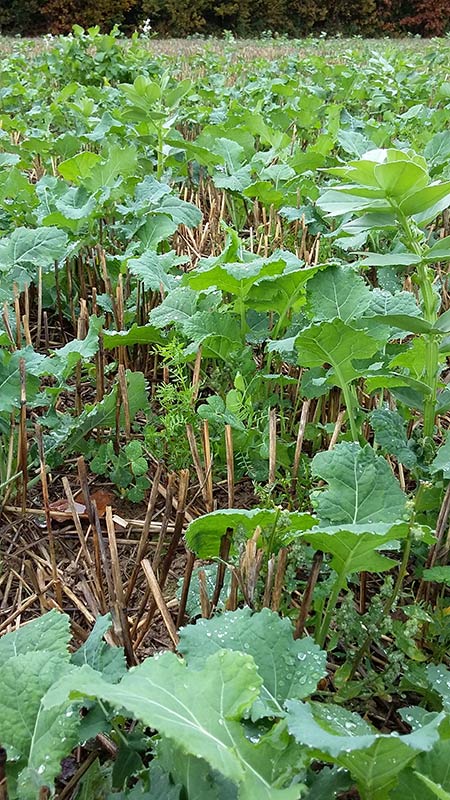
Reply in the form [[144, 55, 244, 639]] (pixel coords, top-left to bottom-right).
[[3, 28, 450, 800]]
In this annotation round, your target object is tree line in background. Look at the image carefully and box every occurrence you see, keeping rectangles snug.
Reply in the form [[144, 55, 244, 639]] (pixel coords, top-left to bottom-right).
[[0, 0, 449, 40]]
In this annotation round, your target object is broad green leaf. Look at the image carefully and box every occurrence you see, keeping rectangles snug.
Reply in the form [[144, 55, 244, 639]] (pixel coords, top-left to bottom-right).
[[359, 314, 431, 334], [400, 182, 450, 223], [430, 434, 450, 479], [311, 442, 406, 525], [51, 314, 103, 375], [46, 652, 300, 800], [58, 151, 102, 183], [286, 700, 444, 800], [305, 264, 372, 323], [156, 741, 234, 800], [60, 370, 147, 455], [295, 319, 379, 386], [374, 159, 429, 198], [357, 289, 422, 339], [178, 608, 327, 719], [0, 652, 79, 800], [185, 508, 315, 558], [149, 287, 199, 329], [358, 252, 421, 267], [246, 260, 319, 316], [0, 609, 71, 661], [0, 349, 41, 413], [425, 236, 450, 262], [184, 256, 283, 300], [432, 308, 450, 334], [181, 311, 242, 352], [301, 522, 409, 576], [103, 324, 164, 349], [71, 613, 126, 683], [211, 138, 245, 172], [425, 132, 450, 167], [370, 407, 417, 467], [136, 214, 178, 248], [305, 766, 352, 799], [128, 250, 188, 292], [340, 211, 397, 239], [317, 188, 390, 217], [157, 195, 202, 228], [414, 775, 450, 799], [427, 664, 450, 712], [85, 144, 138, 193], [422, 566, 450, 584], [54, 185, 97, 220], [392, 738, 450, 800], [0, 226, 68, 277]]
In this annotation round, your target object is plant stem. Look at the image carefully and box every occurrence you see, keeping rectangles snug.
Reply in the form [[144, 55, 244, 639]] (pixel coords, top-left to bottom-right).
[[156, 118, 164, 179], [346, 526, 412, 682], [398, 210, 438, 439], [317, 574, 346, 648], [335, 365, 359, 441]]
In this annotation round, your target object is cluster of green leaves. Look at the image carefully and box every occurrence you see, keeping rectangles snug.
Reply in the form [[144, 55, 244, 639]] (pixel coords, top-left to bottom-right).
[[4, 32, 450, 800], [4, 607, 450, 800], [2, 33, 450, 492]]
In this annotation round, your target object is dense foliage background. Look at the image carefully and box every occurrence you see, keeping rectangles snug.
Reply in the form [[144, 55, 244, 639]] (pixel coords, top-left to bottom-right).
[[1, 0, 450, 37]]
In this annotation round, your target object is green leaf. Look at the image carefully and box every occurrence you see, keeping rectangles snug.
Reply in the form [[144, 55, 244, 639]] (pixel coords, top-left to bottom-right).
[[361, 314, 431, 334], [370, 407, 417, 467], [301, 522, 409, 576], [184, 256, 283, 300], [295, 318, 379, 386], [357, 289, 422, 339], [46, 652, 300, 800], [103, 324, 164, 349], [181, 311, 242, 352], [54, 185, 97, 220], [58, 151, 102, 183], [305, 264, 372, 323], [392, 737, 450, 799], [71, 613, 126, 683], [157, 195, 202, 228], [414, 775, 450, 799], [426, 236, 450, 262], [392, 738, 450, 800], [317, 188, 390, 217], [85, 144, 138, 193], [61, 370, 147, 455], [156, 741, 233, 800], [0, 652, 79, 800], [0, 609, 71, 661], [286, 700, 444, 800], [51, 314, 103, 375], [185, 508, 315, 558], [427, 664, 450, 712], [304, 766, 352, 799], [358, 252, 421, 267], [0, 226, 68, 279], [422, 566, 450, 585], [400, 182, 450, 223], [246, 259, 319, 316], [311, 442, 407, 525], [149, 287, 199, 329], [178, 608, 327, 719], [430, 434, 450, 479], [374, 159, 429, 199], [128, 250, 188, 292], [425, 132, 450, 167], [0, 349, 41, 413]]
